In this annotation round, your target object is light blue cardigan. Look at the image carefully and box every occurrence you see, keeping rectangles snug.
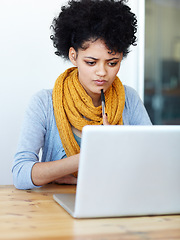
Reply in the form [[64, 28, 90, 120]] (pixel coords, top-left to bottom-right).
[[12, 85, 152, 190]]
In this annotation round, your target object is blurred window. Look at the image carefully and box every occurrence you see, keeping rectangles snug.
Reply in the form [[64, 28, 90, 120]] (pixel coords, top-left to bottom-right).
[[144, 0, 180, 124]]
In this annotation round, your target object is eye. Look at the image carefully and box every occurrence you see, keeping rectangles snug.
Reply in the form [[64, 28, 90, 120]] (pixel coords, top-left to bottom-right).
[[85, 61, 96, 66], [108, 62, 118, 67]]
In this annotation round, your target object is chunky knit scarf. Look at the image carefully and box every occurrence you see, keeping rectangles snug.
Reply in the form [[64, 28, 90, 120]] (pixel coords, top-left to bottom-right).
[[52, 67, 125, 176]]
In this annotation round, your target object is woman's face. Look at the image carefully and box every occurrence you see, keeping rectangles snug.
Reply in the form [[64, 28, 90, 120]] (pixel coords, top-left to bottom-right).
[[69, 39, 123, 106]]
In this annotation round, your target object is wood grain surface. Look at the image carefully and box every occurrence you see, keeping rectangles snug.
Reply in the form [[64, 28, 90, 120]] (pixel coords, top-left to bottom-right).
[[0, 184, 180, 240]]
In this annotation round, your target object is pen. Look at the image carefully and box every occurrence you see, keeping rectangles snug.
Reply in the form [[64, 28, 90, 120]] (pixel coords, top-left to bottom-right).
[[101, 89, 105, 116]]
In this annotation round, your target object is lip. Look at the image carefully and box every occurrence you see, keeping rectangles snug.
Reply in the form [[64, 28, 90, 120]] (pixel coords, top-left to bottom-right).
[[94, 80, 107, 86]]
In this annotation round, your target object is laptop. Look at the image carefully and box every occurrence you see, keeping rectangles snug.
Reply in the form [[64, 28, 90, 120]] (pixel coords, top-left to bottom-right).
[[53, 125, 180, 218]]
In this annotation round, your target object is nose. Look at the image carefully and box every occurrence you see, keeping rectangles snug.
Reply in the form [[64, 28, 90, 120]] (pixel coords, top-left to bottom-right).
[[96, 63, 106, 77]]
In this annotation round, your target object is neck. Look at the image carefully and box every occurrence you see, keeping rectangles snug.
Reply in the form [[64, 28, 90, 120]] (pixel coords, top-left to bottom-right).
[[91, 94, 101, 107]]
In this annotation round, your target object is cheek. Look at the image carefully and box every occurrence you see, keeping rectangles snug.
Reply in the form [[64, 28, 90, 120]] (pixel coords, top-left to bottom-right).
[[112, 65, 121, 77], [77, 66, 91, 84], [109, 68, 119, 79], [80, 70, 88, 81], [79, 66, 93, 78]]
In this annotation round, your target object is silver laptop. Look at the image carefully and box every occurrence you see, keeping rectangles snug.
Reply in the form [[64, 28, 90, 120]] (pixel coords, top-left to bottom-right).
[[53, 125, 180, 218]]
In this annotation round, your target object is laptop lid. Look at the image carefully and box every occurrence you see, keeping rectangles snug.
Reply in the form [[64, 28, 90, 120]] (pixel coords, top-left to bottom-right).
[[53, 125, 180, 218], [72, 125, 180, 218]]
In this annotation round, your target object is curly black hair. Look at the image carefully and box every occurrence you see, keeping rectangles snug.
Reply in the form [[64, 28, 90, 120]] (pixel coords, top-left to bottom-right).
[[50, 0, 137, 59]]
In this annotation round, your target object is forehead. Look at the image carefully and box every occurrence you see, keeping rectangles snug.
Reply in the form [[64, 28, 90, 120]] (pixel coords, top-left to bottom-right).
[[79, 39, 121, 58]]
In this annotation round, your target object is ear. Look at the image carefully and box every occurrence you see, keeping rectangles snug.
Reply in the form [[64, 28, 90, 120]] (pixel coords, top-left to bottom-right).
[[69, 47, 77, 66]]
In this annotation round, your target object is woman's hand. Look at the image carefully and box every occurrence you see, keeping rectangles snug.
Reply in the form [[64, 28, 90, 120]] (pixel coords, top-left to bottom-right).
[[53, 174, 77, 185], [103, 113, 110, 125]]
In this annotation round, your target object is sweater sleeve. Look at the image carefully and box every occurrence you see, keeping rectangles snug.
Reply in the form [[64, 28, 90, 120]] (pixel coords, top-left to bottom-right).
[[123, 85, 152, 125], [12, 90, 49, 189]]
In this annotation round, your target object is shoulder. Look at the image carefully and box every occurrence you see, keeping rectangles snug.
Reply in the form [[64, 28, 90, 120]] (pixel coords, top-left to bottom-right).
[[29, 89, 53, 105], [25, 89, 53, 125], [28, 89, 53, 112], [124, 85, 140, 105], [123, 85, 142, 113], [123, 85, 152, 125]]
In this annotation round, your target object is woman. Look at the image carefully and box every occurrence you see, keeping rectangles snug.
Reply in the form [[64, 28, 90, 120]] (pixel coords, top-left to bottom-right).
[[12, 0, 152, 190]]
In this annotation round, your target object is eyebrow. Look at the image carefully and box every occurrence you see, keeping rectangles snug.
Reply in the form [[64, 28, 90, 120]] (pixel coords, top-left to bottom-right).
[[84, 56, 120, 61]]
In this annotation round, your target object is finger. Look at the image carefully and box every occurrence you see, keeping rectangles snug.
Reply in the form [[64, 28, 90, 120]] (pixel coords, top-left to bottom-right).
[[103, 113, 110, 125], [54, 175, 77, 185]]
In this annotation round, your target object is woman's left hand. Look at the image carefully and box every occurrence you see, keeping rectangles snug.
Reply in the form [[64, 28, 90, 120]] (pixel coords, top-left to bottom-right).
[[53, 174, 77, 185], [103, 113, 110, 125]]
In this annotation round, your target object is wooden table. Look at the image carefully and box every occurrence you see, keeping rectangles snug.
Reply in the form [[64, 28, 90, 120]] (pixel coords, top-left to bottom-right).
[[0, 184, 180, 240]]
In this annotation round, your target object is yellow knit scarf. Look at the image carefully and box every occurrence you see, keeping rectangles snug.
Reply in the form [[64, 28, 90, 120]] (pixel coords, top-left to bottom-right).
[[52, 67, 125, 176]]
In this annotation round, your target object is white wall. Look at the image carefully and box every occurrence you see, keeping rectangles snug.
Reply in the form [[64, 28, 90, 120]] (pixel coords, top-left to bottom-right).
[[120, 0, 145, 99], [0, 0, 144, 185]]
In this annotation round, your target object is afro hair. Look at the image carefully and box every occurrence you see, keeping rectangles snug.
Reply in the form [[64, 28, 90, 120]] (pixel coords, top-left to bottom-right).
[[50, 0, 137, 59]]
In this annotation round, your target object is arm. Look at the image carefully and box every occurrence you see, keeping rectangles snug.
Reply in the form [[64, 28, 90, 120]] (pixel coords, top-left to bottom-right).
[[12, 90, 79, 189], [31, 154, 79, 186]]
